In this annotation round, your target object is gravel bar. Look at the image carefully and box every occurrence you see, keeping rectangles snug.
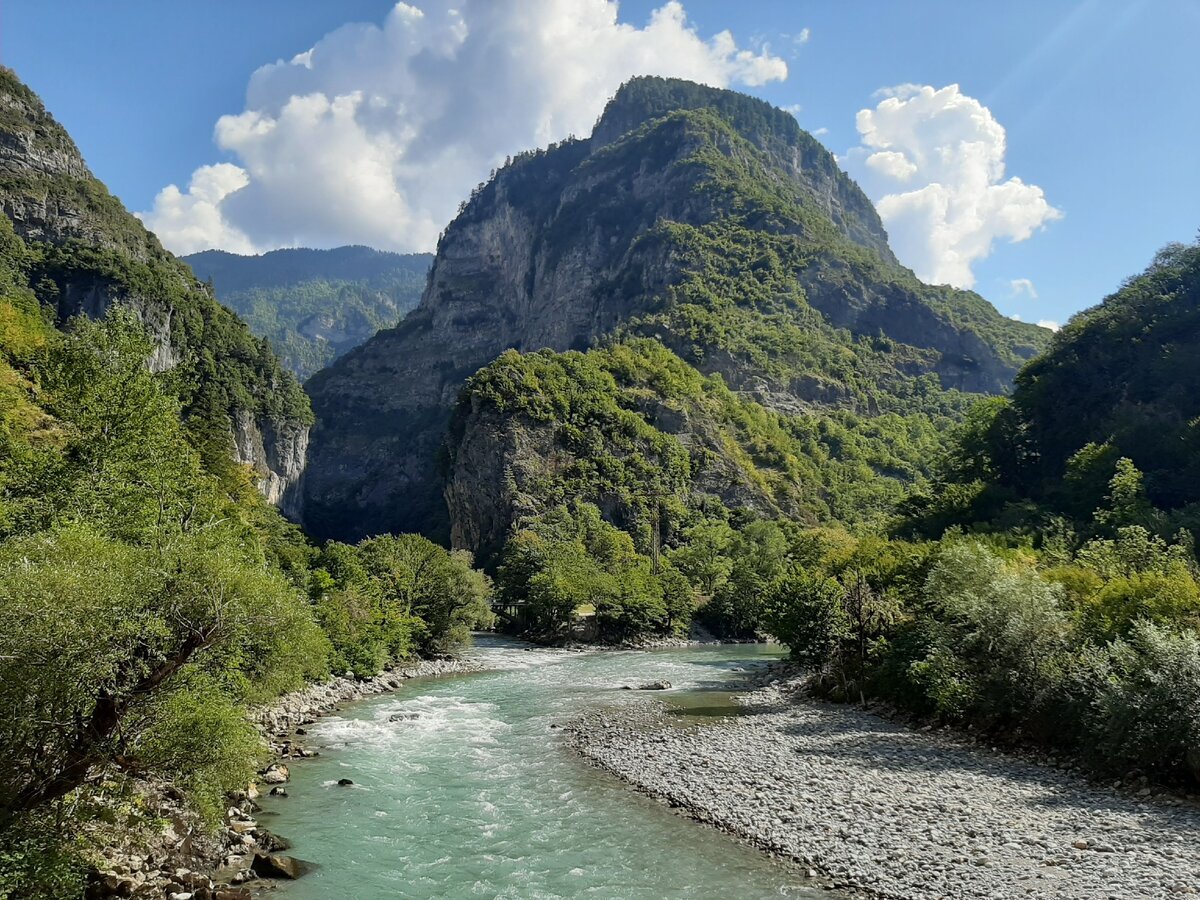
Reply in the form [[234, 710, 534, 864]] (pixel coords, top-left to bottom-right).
[[565, 674, 1200, 899]]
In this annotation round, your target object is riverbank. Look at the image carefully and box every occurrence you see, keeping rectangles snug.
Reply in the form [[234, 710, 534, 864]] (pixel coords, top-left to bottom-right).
[[566, 669, 1200, 899], [243, 640, 816, 899], [88, 656, 483, 899]]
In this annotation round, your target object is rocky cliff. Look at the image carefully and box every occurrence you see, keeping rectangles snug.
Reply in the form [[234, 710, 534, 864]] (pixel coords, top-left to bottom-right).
[[0, 68, 312, 505], [303, 76, 1048, 545]]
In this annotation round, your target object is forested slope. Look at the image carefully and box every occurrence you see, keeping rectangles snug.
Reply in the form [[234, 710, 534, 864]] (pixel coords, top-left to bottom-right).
[[184, 246, 431, 379], [303, 76, 1048, 543]]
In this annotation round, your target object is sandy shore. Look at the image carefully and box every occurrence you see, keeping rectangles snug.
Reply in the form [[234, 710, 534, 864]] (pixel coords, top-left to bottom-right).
[[566, 671, 1200, 900]]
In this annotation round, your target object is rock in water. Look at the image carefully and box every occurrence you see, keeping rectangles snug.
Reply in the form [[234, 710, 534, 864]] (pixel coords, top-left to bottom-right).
[[256, 830, 292, 853], [250, 853, 307, 880], [260, 763, 289, 784], [637, 681, 672, 691]]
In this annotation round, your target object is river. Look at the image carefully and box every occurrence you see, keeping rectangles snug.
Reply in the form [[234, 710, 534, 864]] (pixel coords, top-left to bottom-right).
[[258, 636, 825, 898]]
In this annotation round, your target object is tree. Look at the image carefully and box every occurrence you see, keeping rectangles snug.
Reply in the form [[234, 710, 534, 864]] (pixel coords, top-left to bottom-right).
[[666, 520, 734, 594], [0, 525, 325, 824], [763, 571, 848, 666], [355, 534, 493, 654]]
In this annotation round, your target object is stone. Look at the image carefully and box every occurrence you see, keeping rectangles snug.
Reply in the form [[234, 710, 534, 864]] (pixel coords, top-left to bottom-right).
[[256, 830, 292, 853], [250, 853, 307, 880], [269, 786, 289, 797], [337, 778, 354, 786], [260, 763, 290, 785], [637, 681, 672, 691]]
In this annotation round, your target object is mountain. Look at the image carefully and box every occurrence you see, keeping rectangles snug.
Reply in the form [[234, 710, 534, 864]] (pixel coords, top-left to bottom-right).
[[0, 67, 311, 511], [183, 247, 432, 379], [914, 238, 1200, 532], [302, 77, 1049, 547]]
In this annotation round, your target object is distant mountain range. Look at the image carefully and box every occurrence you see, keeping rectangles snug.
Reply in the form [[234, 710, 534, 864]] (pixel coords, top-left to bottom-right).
[[184, 246, 432, 379]]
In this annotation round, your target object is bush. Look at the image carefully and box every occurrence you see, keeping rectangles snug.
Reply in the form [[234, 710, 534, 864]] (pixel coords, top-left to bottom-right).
[[1090, 622, 1200, 780], [763, 572, 847, 665]]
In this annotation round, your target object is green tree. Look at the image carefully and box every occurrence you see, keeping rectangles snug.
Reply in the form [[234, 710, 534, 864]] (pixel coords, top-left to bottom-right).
[[764, 572, 848, 666]]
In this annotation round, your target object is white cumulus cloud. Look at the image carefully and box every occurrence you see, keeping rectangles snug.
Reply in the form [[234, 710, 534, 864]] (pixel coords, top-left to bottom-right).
[[1037, 319, 1061, 331], [142, 164, 257, 256], [846, 84, 1061, 289], [138, 0, 787, 255]]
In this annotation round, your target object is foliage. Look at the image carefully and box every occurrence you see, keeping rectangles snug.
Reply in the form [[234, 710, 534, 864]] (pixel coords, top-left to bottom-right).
[[763, 572, 848, 664], [716, 523, 1200, 785], [906, 239, 1200, 543], [496, 503, 694, 641], [315, 534, 493, 674]]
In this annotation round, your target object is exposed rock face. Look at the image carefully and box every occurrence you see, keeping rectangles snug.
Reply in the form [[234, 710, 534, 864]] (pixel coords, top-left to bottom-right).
[[303, 76, 1047, 543], [445, 388, 792, 562], [232, 411, 310, 519], [0, 67, 311, 509]]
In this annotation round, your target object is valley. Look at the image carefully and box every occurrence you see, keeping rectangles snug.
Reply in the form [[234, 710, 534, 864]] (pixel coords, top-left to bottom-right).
[[0, 21, 1196, 900]]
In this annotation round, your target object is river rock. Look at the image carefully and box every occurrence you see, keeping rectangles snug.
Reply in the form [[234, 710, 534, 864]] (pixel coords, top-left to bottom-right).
[[250, 853, 307, 880], [255, 830, 292, 853], [637, 681, 672, 691], [260, 764, 289, 784], [337, 778, 354, 786]]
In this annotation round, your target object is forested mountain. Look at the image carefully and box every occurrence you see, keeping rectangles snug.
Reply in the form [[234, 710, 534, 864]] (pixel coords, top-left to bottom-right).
[[904, 238, 1200, 538], [183, 247, 431, 379], [303, 76, 1048, 546], [0, 67, 311, 511], [0, 69, 492, 894]]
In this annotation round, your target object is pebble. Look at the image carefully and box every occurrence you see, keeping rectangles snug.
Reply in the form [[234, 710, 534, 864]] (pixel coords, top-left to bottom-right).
[[566, 673, 1200, 900]]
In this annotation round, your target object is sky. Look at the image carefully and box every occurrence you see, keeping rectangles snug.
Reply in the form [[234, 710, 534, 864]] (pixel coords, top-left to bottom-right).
[[2, 1, 1197, 329]]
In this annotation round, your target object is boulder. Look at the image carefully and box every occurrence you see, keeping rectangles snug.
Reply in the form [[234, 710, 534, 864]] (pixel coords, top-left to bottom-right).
[[260, 764, 289, 785], [637, 681, 672, 691], [250, 854, 307, 880], [255, 830, 292, 853], [337, 778, 354, 786]]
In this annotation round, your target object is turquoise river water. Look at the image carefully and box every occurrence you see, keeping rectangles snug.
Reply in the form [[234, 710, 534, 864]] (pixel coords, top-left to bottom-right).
[[259, 637, 826, 899]]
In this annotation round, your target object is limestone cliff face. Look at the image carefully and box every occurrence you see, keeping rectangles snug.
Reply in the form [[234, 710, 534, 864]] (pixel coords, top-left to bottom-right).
[[0, 68, 311, 508], [444, 387, 793, 562], [303, 76, 1048, 544], [232, 410, 310, 519]]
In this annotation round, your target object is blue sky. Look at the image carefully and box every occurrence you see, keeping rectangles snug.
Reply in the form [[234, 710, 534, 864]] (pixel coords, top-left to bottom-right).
[[3, 1, 1197, 326]]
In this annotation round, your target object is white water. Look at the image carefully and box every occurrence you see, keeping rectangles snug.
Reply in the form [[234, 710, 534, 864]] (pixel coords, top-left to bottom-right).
[[261, 637, 823, 898]]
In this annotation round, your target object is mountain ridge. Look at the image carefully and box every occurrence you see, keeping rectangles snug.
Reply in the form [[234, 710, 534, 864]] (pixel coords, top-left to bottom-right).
[[0, 67, 312, 511], [184, 246, 432, 379], [301, 76, 1049, 544]]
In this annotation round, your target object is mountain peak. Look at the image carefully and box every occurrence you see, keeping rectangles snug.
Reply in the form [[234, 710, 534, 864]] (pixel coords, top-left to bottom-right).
[[301, 77, 1048, 542], [592, 76, 894, 261]]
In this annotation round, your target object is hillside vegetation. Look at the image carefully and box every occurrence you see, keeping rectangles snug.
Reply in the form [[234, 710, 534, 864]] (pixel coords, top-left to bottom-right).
[[0, 75, 489, 895], [184, 247, 432, 379], [303, 76, 1047, 542]]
